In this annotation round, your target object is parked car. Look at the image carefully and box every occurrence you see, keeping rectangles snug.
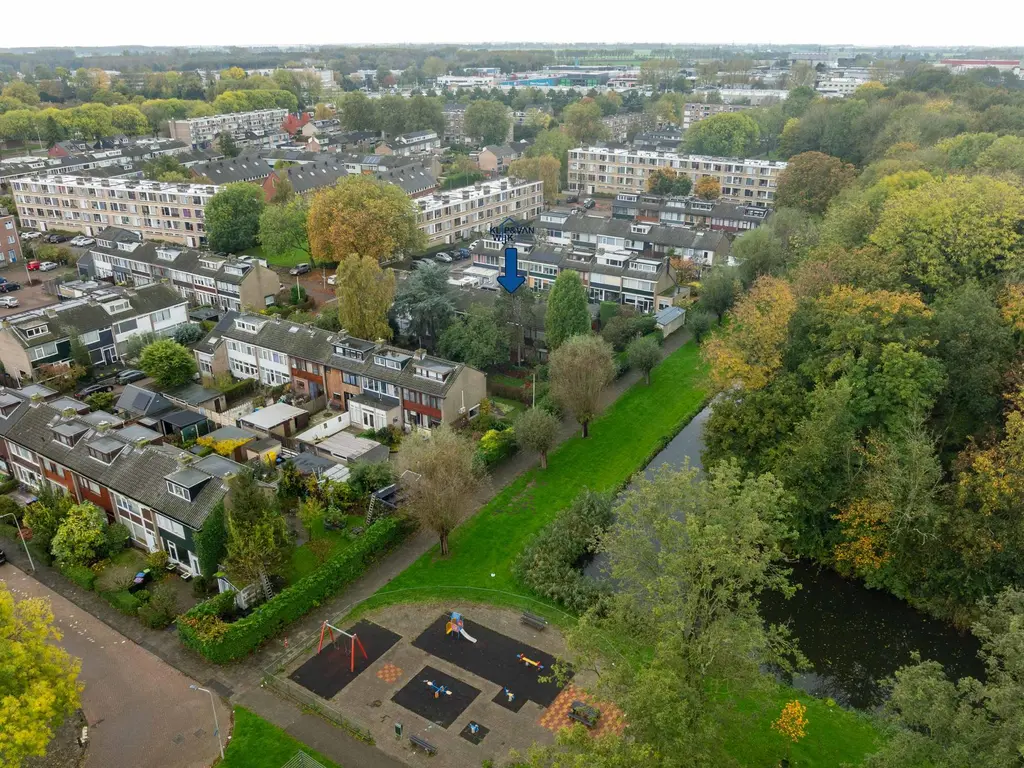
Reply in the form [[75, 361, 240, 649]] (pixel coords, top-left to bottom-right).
[[457, 248, 471, 260], [26, 261, 40, 271], [326, 274, 336, 286], [20, 232, 42, 241], [44, 233, 68, 243], [434, 252, 453, 263], [38, 261, 59, 272], [75, 383, 114, 399], [583, 198, 596, 209], [0, 297, 19, 308], [0, 283, 22, 293], [70, 236, 95, 247], [0, 277, 8, 284], [288, 263, 311, 275], [115, 369, 146, 385], [565, 194, 579, 204]]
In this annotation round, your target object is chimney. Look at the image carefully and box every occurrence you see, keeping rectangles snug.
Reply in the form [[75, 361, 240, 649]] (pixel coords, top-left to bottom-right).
[[61, 407, 76, 418], [414, 348, 426, 360], [96, 421, 110, 432]]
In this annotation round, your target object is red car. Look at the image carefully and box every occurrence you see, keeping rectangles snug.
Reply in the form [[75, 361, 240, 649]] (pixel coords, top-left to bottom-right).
[[26, 261, 40, 271]]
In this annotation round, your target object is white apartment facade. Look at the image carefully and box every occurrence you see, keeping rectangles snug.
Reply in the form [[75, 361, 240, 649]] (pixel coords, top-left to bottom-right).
[[568, 147, 786, 207], [11, 175, 219, 247], [415, 178, 544, 247], [681, 103, 749, 131], [167, 109, 288, 148]]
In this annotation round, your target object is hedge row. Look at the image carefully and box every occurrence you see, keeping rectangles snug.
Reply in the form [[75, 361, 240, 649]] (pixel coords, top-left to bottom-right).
[[178, 517, 405, 663], [60, 563, 96, 591]]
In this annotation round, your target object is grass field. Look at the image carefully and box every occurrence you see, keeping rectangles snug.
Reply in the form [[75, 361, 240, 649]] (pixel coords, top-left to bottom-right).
[[363, 342, 709, 614], [245, 243, 310, 268], [284, 514, 366, 584], [222, 707, 341, 768], [359, 339, 885, 766]]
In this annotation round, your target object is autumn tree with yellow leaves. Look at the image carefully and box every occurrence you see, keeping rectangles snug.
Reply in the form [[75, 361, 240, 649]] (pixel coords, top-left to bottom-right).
[[307, 174, 425, 264], [772, 699, 808, 765], [0, 581, 82, 767]]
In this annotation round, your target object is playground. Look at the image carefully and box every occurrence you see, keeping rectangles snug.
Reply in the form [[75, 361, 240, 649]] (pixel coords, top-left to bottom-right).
[[276, 603, 622, 766]]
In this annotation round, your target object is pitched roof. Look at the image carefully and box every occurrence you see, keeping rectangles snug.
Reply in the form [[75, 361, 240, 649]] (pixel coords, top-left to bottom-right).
[[116, 384, 174, 418]]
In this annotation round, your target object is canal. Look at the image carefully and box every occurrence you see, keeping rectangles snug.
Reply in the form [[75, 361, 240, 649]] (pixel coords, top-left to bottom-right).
[[586, 406, 984, 709]]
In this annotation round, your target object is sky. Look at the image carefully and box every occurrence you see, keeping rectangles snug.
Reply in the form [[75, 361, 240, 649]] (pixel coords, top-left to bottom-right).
[[4, 0, 1023, 49]]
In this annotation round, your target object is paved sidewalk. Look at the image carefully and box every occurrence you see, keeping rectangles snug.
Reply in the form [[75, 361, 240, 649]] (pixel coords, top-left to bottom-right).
[[0, 330, 694, 767]]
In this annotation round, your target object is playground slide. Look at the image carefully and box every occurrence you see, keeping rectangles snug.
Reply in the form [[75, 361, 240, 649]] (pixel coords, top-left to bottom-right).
[[459, 628, 478, 643]]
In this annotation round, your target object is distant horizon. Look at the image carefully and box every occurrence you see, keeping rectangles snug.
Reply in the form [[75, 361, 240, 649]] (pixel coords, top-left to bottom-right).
[[5, 0, 1023, 51]]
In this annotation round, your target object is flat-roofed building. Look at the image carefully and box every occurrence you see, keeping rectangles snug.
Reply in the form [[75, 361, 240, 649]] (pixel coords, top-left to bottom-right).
[[415, 178, 543, 247]]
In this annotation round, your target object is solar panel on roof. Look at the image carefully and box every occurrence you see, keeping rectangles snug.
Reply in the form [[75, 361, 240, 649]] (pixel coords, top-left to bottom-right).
[[132, 391, 152, 411]]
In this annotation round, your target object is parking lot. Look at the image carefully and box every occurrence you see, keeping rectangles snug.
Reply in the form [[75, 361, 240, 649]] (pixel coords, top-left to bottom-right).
[[0, 263, 78, 318]]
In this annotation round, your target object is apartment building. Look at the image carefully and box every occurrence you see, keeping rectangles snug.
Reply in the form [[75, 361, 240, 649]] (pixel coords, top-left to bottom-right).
[[167, 109, 289, 149], [11, 175, 220, 247], [416, 178, 544, 247], [0, 208, 21, 267], [84, 227, 280, 312], [601, 112, 655, 142], [0, 284, 189, 382], [612, 193, 772, 232], [477, 143, 530, 174], [0, 388, 232, 570], [0, 139, 196, 188], [567, 146, 786, 207], [198, 314, 486, 430], [681, 102, 749, 131], [442, 102, 514, 145]]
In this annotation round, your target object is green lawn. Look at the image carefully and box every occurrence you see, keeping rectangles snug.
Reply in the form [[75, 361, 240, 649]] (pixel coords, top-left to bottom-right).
[[362, 342, 709, 615], [284, 514, 366, 584], [222, 707, 342, 768], [245, 243, 311, 268]]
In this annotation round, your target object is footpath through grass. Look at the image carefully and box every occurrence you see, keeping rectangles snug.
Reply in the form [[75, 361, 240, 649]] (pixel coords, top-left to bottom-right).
[[222, 707, 342, 768], [365, 341, 708, 613]]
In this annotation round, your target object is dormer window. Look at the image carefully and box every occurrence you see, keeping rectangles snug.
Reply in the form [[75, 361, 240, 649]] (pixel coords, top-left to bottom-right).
[[234, 319, 260, 333], [374, 355, 386, 366], [95, 239, 112, 248], [156, 248, 179, 261], [199, 258, 222, 270], [23, 324, 49, 339], [87, 447, 117, 464], [166, 481, 191, 501], [102, 299, 132, 315], [0, 404, 18, 418], [52, 424, 87, 447]]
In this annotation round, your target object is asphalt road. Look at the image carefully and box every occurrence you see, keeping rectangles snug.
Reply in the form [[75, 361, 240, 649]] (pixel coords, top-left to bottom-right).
[[2, 565, 231, 768]]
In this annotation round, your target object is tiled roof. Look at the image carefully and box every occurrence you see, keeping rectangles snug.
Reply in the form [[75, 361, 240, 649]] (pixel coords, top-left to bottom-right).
[[91, 228, 259, 285], [0, 393, 228, 529]]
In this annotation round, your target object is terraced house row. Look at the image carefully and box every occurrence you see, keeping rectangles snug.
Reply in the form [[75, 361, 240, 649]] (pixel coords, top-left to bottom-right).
[[196, 313, 486, 431], [0, 386, 235, 574]]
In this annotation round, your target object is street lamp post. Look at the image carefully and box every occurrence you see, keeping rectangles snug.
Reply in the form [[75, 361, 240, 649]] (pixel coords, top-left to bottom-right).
[[0, 511, 34, 572], [188, 685, 224, 760]]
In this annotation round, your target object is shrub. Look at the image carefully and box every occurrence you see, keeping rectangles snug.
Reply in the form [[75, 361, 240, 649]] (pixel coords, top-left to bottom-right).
[[60, 563, 96, 591], [487, 380, 532, 405], [0, 476, 19, 495], [477, 427, 517, 467], [536, 393, 564, 420], [513, 488, 614, 613], [347, 462, 396, 498], [178, 517, 404, 662], [85, 390, 116, 412], [138, 583, 179, 629], [173, 323, 206, 345], [104, 589, 143, 615], [103, 523, 130, 558], [686, 308, 714, 342], [147, 550, 170, 571], [0, 494, 21, 521]]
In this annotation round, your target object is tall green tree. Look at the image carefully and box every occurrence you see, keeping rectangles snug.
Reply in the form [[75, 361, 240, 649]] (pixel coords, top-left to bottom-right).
[[224, 469, 289, 599], [561, 99, 607, 145], [258, 196, 308, 262], [205, 182, 266, 253], [545, 270, 591, 349], [340, 90, 378, 131], [549, 334, 615, 438], [438, 305, 510, 370], [23, 486, 75, 555], [465, 99, 511, 145], [139, 339, 197, 388], [393, 261, 454, 346], [528, 129, 575, 187], [775, 151, 857, 215], [335, 254, 396, 341], [50, 503, 107, 566], [514, 407, 559, 469], [684, 112, 761, 156]]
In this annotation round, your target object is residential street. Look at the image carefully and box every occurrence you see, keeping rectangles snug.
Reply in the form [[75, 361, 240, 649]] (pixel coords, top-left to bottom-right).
[[2, 565, 230, 768]]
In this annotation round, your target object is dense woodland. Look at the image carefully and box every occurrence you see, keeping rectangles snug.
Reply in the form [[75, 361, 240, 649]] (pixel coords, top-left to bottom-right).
[[699, 69, 1024, 625]]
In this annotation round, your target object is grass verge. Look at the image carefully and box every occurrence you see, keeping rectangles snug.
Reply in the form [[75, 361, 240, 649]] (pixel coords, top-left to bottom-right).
[[221, 707, 342, 768], [244, 243, 311, 268]]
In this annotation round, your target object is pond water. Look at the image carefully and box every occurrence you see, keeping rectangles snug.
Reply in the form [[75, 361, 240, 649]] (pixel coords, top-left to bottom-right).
[[585, 407, 985, 709]]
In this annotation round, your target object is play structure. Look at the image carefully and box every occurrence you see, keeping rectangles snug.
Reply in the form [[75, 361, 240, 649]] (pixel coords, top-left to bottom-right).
[[517, 653, 544, 671], [502, 687, 516, 703], [424, 679, 452, 699], [446, 611, 477, 643], [317, 620, 369, 673]]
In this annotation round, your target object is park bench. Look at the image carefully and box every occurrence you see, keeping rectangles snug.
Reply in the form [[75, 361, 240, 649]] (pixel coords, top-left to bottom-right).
[[409, 734, 437, 755], [567, 700, 600, 728], [520, 611, 548, 631]]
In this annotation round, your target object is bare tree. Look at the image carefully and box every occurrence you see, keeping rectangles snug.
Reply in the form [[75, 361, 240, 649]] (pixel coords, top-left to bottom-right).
[[398, 427, 484, 556], [549, 334, 615, 438]]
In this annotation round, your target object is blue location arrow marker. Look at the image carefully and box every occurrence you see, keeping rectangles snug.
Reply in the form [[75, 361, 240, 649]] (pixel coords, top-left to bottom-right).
[[497, 245, 525, 293]]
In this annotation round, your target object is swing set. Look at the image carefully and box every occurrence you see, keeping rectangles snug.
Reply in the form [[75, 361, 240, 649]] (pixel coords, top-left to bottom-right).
[[316, 620, 369, 673]]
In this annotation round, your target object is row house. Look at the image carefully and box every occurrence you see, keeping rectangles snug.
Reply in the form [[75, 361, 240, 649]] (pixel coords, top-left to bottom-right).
[[0, 284, 189, 383], [167, 109, 289, 149], [1, 207, 21, 268], [535, 211, 731, 266], [477, 142, 531, 175], [0, 388, 233, 574], [469, 237, 676, 313], [198, 314, 486, 431], [612, 193, 772, 232], [416, 178, 544, 247], [83, 227, 280, 313], [601, 112, 655, 142], [376, 130, 441, 157], [567, 146, 786, 207], [11, 175, 220, 248]]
